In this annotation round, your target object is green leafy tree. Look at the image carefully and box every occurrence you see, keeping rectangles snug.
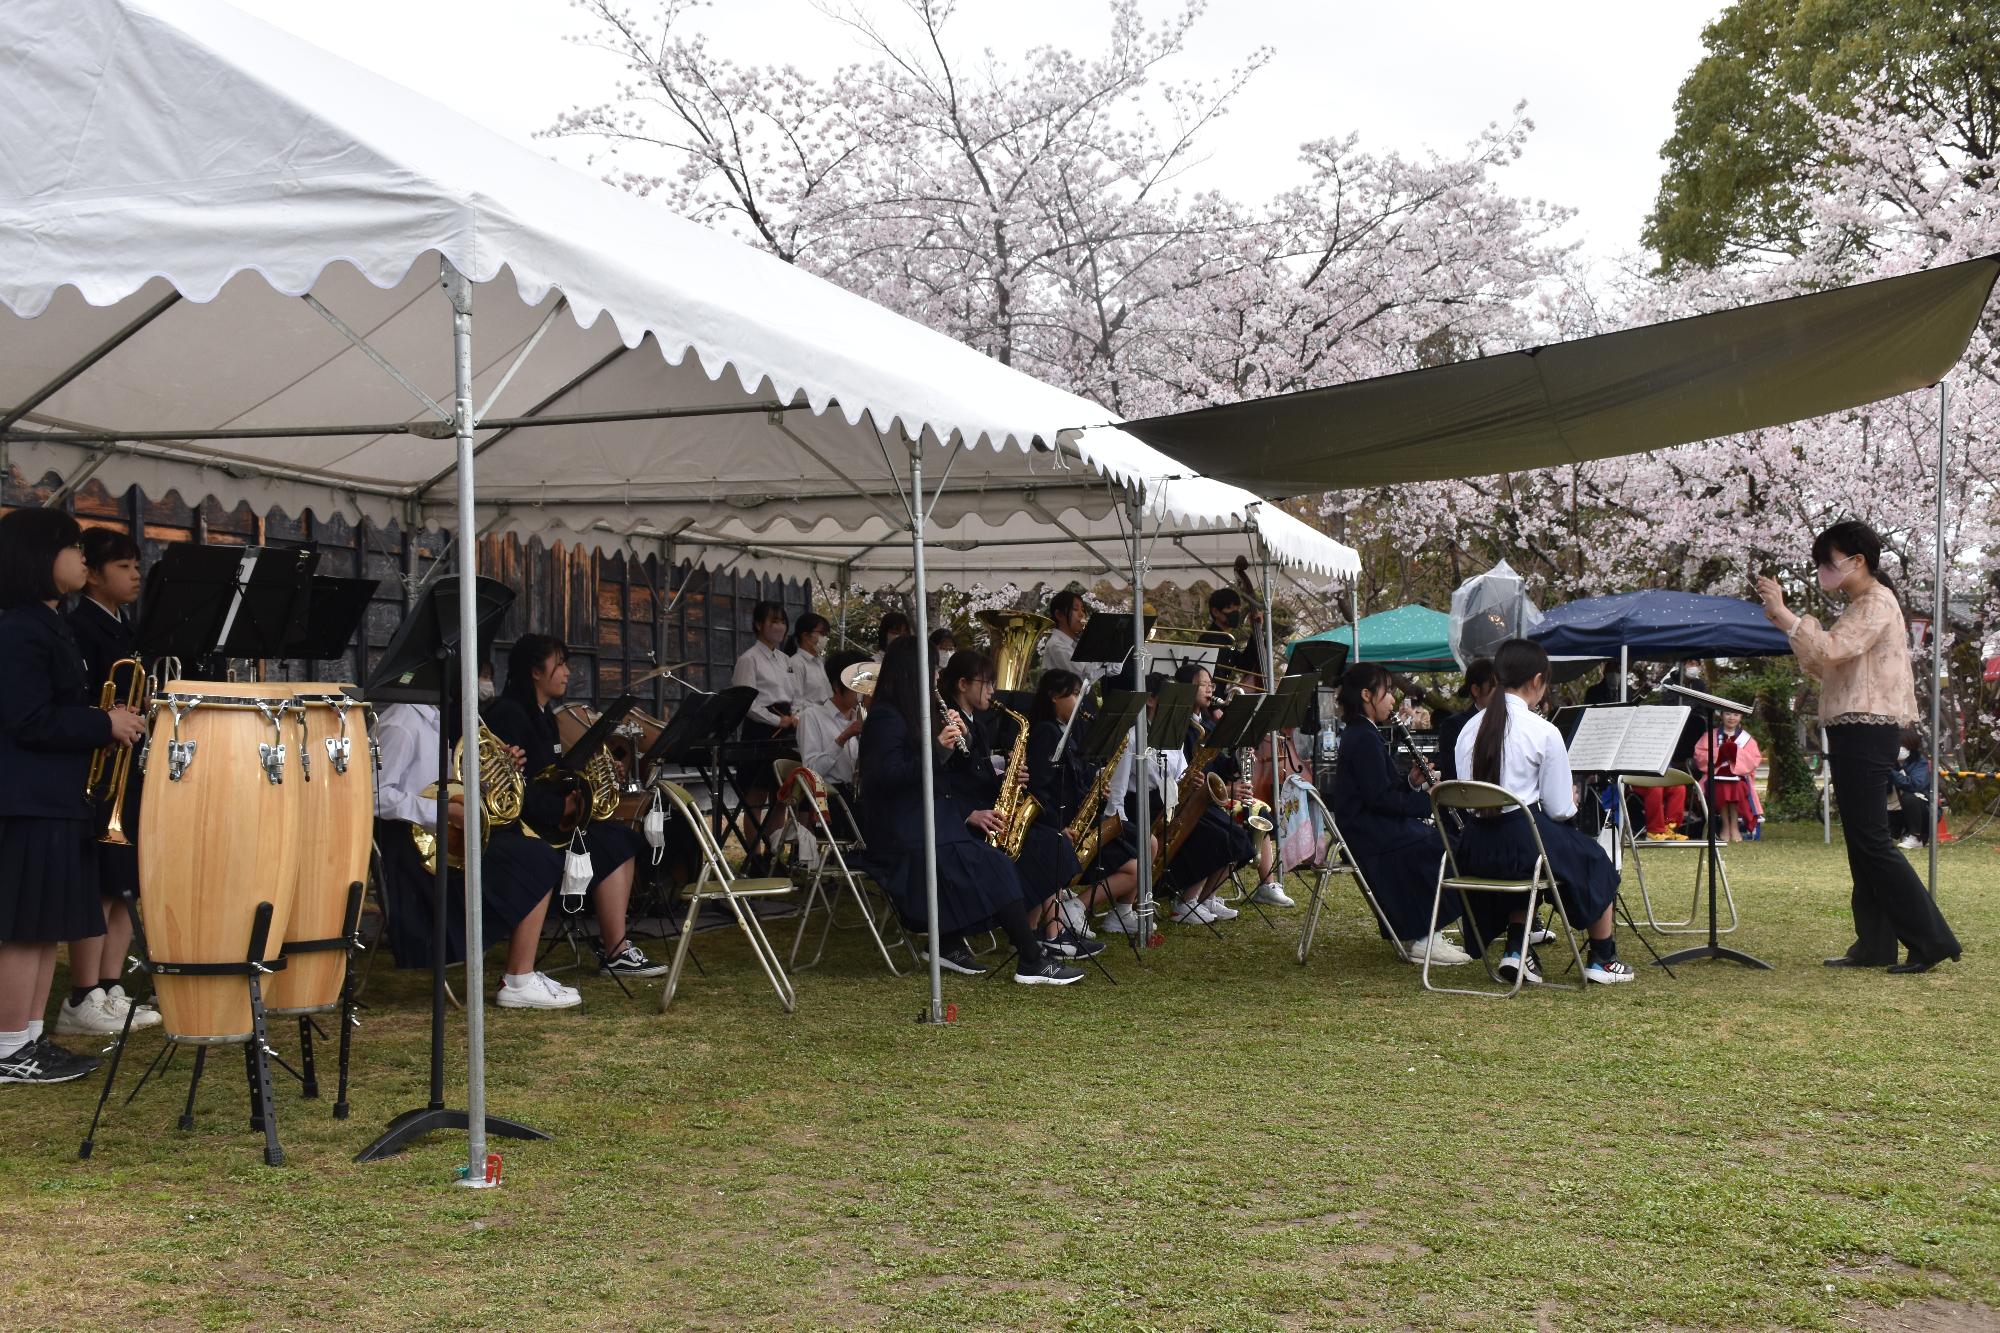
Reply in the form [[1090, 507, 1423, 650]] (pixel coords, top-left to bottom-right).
[[1646, 0, 2000, 270]]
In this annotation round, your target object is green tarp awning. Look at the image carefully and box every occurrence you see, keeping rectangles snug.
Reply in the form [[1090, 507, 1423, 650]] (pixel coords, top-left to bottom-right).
[[1120, 257, 2000, 495], [1294, 603, 1453, 669]]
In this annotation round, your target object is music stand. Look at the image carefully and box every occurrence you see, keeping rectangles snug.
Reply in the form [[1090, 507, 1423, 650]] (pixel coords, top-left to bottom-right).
[[218, 546, 318, 661], [648, 687, 758, 849], [281, 576, 380, 664], [1073, 612, 1154, 667], [356, 576, 549, 1163], [136, 542, 315, 676], [1149, 682, 1197, 750], [1656, 682, 1770, 971], [1286, 639, 1349, 685]]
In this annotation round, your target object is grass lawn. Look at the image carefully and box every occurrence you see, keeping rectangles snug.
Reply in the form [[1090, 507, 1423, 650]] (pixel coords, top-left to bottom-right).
[[1, 822, 1994, 1331]]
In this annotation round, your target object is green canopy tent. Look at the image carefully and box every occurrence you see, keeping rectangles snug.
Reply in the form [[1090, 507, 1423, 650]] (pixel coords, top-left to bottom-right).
[[1294, 603, 1452, 670]]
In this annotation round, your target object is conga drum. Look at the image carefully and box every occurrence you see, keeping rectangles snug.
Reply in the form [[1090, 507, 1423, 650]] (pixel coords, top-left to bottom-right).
[[264, 686, 375, 1015], [137, 681, 303, 1043]]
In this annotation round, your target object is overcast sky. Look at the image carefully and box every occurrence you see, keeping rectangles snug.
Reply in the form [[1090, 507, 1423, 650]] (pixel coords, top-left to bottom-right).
[[246, 0, 1727, 264]]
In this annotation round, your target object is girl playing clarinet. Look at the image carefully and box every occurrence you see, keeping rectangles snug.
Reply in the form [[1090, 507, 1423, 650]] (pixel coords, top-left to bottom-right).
[[0, 510, 147, 1083]]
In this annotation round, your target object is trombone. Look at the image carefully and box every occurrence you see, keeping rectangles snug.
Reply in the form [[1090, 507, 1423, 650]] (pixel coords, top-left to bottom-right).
[[86, 656, 147, 846]]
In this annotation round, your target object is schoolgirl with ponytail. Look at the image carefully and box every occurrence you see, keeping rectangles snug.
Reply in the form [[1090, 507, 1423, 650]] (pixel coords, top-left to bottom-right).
[[1452, 639, 1632, 986]]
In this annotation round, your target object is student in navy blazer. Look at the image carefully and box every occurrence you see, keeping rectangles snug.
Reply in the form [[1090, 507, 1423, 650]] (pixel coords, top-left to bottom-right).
[[0, 510, 146, 1083]]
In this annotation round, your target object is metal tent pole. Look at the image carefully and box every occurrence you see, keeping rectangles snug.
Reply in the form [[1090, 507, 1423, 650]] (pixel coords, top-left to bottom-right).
[[908, 441, 944, 1023], [1929, 380, 1946, 897], [1128, 491, 1154, 940], [443, 261, 494, 1189], [1254, 514, 1281, 888], [1615, 644, 1629, 870]]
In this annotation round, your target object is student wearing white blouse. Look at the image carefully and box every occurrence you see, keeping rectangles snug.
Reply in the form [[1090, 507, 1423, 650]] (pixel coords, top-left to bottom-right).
[[731, 600, 799, 873], [786, 611, 833, 712], [1452, 639, 1632, 986]]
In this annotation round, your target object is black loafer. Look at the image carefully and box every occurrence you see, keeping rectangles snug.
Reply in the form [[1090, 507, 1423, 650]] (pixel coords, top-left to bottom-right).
[[1823, 955, 1891, 968], [1887, 952, 1960, 974]]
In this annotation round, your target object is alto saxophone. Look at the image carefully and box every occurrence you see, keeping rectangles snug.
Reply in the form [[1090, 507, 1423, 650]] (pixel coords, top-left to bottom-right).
[[1152, 743, 1226, 881], [1070, 731, 1129, 874], [989, 706, 1035, 856]]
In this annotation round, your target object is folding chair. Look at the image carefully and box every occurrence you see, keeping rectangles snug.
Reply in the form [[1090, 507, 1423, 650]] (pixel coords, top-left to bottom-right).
[[656, 782, 799, 1013], [775, 761, 902, 975], [1295, 787, 1410, 965], [1424, 781, 1588, 997], [1620, 770, 1738, 934]]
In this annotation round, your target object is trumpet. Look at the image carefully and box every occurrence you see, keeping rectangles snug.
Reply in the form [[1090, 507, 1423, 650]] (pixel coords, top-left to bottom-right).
[[86, 656, 147, 846]]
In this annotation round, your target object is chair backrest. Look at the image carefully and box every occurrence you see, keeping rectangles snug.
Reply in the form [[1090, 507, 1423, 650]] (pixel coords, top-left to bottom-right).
[[659, 781, 735, 890]]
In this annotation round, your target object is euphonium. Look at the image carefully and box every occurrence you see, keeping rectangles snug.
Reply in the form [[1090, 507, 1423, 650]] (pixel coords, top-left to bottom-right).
[[977, 610, 1054, 693], [87, 655, 148, 846], [989, 706, 1035, 855], [410, 724, 524, 874], [1069, 731, 1129, 873]]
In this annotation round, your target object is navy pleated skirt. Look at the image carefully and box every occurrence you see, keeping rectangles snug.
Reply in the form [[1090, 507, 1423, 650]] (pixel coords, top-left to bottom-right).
[[377, 819, 560, 969], [1454, 807, 1618, 928], [1081, 824, 1138, 886], [1013, 821, 1081, 906], [863, 832, 1025, 937], [0, 816, 102, 942], [1165, 805, 1247, 890], [1345, 818, 1455, 940], [580, 820, 646, 889]]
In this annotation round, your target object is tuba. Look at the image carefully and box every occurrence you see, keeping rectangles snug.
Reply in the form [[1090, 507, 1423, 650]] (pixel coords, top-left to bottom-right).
[[411, 724, 525, 875], [977, 610, 1054, 693], [988, 706, 1036, 856]]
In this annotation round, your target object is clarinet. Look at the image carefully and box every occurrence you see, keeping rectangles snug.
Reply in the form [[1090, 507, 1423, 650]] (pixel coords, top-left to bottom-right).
[[1392, 718, 1462, 836], [935, 687, 972, 755]]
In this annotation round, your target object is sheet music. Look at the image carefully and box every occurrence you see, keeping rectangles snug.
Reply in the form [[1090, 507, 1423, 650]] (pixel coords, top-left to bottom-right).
[[1565, 704, 1690, 775]]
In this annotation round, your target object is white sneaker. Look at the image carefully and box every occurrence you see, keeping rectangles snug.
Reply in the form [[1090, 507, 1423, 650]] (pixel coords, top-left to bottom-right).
[[1897, 835, 1921, 850], [496, 973, 582, 1010], [1406, 932, 1474, 967], [55, 989, 124, 1036], [1202, 897, 1241, 921], [100, 985, 161, 1030], [1057, 892, 1095, 938], [1249, 879, 1295, 907], [1584, 956, 1637, 985], [1171, 899, 1213, 925], [1099, 903, 1143, 935]]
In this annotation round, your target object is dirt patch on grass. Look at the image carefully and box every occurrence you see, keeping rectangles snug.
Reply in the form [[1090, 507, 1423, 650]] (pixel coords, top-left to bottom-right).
[[1842, 1298, 2000, 1331]]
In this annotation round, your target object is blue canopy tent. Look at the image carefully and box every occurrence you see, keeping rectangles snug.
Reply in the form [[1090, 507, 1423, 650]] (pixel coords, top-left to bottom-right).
[[1531, 591, 1794, 660]]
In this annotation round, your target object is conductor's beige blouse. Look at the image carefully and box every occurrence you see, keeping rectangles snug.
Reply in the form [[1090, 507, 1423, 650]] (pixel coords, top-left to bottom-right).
[[1786, 583, 1918, 725]]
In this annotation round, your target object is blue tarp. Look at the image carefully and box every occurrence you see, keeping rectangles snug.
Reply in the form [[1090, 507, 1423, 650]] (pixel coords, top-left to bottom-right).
[[1530, 590, 1793, 660]]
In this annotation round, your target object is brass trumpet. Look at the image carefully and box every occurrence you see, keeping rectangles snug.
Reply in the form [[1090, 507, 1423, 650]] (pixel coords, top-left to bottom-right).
[[86, 656, 147, 846]]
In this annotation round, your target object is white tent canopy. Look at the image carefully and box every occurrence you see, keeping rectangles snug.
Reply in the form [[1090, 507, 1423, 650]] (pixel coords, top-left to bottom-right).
[[0, 0, 1355, 583]]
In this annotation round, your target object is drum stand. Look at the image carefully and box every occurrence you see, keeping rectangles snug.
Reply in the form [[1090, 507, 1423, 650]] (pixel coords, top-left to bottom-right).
[[80, 901, 289, 1168], [271, 881, 366, 1118]]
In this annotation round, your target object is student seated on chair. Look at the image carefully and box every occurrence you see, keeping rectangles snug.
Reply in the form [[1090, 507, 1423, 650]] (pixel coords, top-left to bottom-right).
[[1022, 668, 1129, 954], [854, 638, 1084, 987], [937, 651, 1093, 960], [1104, 671, 1241, 927], [797, 648, 869, 843], [374, 701, 578, 1010], [483, 633, 666, 979], [1451, 638, 1632, 987], [1329, 664, 1471, 967]]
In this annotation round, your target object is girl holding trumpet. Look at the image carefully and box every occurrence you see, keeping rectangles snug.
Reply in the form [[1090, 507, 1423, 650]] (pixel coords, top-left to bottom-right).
[[0, 510, 147, 1084]]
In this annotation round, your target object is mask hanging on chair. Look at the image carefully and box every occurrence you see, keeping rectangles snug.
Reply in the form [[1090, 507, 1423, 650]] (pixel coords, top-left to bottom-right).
[[561, 832, 592, 910]]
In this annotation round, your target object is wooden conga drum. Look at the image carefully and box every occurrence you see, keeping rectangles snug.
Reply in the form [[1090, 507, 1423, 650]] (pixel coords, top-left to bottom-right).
[[137, 681, 303, 1043], [264, 686, 374, 1015]]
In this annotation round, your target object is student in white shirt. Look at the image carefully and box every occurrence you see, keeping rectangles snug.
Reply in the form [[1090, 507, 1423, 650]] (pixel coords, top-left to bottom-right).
[[1452, 639, 1631, 986], [1042, 588, 1113, 687], [797, 649, 868, 836], [373, 703, 580, 1010], [787, 612, 833, 712], [731, 600, 799, 872]]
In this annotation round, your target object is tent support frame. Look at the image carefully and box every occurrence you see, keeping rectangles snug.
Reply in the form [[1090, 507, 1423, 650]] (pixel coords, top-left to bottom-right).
[[1928, 380, 1946, 898]]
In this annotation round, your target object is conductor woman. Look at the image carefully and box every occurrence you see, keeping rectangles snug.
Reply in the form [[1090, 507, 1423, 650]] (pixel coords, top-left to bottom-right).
[[1757, 520, 1960, 973]]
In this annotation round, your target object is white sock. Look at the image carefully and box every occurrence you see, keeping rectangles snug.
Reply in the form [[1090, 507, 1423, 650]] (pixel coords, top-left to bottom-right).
[[26, 1019, 44, 1042], [0, 1029, 28, 1059], [503, 973, 532, 989]]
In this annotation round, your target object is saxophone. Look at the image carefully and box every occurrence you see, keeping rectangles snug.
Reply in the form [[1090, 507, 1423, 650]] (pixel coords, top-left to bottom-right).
[[411, 724, 525, 874], [1151, 743, 1226, 881], [1070, 731, 1129, 873], [988, 706, 1034, 855]]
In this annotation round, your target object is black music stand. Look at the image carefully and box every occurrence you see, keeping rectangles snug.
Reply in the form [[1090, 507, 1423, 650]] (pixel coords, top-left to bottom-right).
[[281, 575, 381, 664], [1657, 683, 1771, 971], [135, 543, 316, 676], [1072, 612, 1155, 669], [356, 575, 551, 1164], [650, 687, 758, 853], [1287, 639, 1349, 685]]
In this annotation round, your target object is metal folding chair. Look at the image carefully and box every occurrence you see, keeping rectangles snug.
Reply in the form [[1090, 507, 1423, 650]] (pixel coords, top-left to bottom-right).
[[1620, 770, 1738, 934], [1424, 781, 1588, 997], [656, 782, 799, 1014], [1294, 784, 1411, 965], [775, 760, 902, 975]]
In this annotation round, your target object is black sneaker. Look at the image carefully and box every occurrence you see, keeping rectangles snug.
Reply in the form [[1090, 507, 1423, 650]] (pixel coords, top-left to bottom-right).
[[36, 1037, 101, 1077], [603, 942, 669, 978], [0, 1039, 90, 1085], [922, 946, 983, 976], [1046, 927, 1105, 959], [1495, 950, 1545, 987], [1013, 958, 1085, 986]]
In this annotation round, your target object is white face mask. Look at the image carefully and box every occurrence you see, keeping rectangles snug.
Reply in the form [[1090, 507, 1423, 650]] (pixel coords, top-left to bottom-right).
[[1897, 747, 1910, 763], [477, 678, 496, 703]]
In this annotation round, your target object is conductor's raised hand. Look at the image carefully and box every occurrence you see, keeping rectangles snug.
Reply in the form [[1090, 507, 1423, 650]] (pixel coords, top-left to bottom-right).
[[1754, 574, 1788, 623]]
